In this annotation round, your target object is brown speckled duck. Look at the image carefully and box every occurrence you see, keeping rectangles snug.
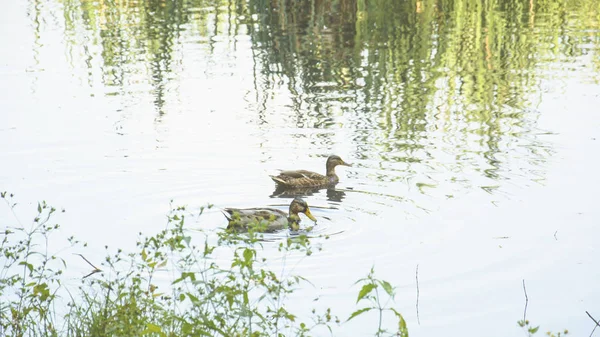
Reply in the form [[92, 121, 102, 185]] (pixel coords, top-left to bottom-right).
[[270, 155, 351, 188], [223, 197, 317, 232]]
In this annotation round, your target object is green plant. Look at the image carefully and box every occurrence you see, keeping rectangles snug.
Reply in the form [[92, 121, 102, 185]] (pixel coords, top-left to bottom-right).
[[60, 203, 335, 337], [0, 191, 70, 337], [517, 319, 568, 337], [1, 193, 409, 337], [346, 267, 409, 337]]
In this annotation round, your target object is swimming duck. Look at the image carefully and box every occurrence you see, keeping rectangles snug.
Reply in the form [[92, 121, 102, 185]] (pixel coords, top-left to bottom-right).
[[270, 155, 351, 188], [223, 197, 317, 232]]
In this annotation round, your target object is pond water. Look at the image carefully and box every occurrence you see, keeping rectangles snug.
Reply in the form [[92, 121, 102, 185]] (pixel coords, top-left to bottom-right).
[[1, 0, 600, 335]]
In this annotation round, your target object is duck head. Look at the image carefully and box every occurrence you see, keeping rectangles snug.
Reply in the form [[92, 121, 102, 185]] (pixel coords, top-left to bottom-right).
[[326, 155, 351, 176], [288, 197, 317, 230]]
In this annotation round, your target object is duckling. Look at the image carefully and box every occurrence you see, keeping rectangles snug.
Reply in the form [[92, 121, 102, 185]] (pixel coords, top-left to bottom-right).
[[223, 197, 317, 233], [270, 155, 351, 188]]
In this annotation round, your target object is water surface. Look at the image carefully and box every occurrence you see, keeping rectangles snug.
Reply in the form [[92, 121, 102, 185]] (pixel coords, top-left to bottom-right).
[[1, 0, 600, 335]]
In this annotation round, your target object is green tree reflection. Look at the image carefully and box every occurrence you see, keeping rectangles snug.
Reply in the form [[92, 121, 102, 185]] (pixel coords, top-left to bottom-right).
[[246, 0, 598, 187], [54, 0, 599, 190]]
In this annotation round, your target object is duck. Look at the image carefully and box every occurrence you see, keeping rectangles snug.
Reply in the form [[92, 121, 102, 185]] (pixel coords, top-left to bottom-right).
[[223, 197, 317, 233], [270, 155, 351, 188]]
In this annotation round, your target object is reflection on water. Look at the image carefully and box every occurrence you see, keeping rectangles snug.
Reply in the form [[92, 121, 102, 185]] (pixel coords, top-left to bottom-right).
[[51, 0, 599, 201], [270, 185, 346, 203], [2, 0, 600, 335]]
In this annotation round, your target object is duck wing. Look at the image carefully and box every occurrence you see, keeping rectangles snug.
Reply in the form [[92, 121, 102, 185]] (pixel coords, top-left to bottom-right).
[[270, 170, 328, 187], [224, 207, 286, 219], [278, 170, 324, 179], [223, 207, 289, 232]]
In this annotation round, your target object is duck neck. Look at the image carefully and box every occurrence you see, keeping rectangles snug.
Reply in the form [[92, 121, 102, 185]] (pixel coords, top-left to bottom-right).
[[326, 164, 337, 177], [287, 213, 301, 231]]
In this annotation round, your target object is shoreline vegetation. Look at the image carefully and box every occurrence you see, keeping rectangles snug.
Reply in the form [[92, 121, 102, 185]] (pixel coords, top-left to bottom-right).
[[0, 192, 570, 336], [0, 192, 407, 337]]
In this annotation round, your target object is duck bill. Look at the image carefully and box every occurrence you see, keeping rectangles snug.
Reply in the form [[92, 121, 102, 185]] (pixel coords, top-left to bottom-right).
[[304, 208, 317, 222], [342, 161, 352, 167]]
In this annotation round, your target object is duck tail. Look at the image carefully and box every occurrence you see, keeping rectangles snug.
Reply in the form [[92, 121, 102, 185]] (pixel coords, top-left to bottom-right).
[[221, 209, 233, 221], [270, 175, 289, 186]]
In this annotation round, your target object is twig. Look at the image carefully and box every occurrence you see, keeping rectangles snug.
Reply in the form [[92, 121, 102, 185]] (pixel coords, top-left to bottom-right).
[[75, 253, 102, 279], [587, 311, 600, 337], [416, 264, 420, 325], [522, 279, 528, 322], [75, 253, 100, 270], [82, 269, 102, 279]]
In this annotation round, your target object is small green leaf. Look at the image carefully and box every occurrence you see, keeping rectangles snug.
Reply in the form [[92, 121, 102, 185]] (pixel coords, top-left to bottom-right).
[[37, 202, 42, 213], [34, 283, 48, 295], [346, 307, 374, 322], [187, 293, 200, 304], [172, 272, 195, 284], [378, 279, 394, 297], [357, 283, 377, 303], [392, 308, 409, 337], [19, 261, 34, 274], [243, 248, 254, 263], [141, 323, 166, 336], [529, 326, 539, 334], [147, 324, 161, 332]]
